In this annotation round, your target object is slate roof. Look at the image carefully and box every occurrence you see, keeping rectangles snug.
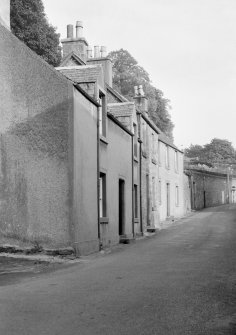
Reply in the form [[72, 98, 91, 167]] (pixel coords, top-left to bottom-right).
[[107, 102, 135, 117], [159, 132, 182, 152], [106, 84, 129, 103], [56, 65, 102, 83]]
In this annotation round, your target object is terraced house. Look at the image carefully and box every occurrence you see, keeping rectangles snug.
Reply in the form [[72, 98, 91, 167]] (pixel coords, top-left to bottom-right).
[[0, 0, 187, 256]]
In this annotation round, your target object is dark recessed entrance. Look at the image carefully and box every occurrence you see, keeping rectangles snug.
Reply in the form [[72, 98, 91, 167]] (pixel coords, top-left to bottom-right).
[[119, 179, 125, 236]]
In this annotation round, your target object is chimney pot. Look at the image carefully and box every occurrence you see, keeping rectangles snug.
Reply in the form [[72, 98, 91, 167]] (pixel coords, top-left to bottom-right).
[[94, 46, 100, 58], [138, 85, 144, 96], [134, 86, 138, 96], [76, 21, 83, 38], [67, 24, 74, 38], [100, 46, 107, 57], [87, 46, 93, 58]]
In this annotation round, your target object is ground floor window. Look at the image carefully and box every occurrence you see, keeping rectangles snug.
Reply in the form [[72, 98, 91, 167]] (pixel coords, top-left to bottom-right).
[[159, 179, 162, 204], [99, 172, 107, 217], [175, 185, 179, 206], [134, 184, 138, 218]]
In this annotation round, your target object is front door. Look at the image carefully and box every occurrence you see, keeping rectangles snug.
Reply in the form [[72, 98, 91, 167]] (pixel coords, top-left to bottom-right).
[[119, 179, 125, 235]]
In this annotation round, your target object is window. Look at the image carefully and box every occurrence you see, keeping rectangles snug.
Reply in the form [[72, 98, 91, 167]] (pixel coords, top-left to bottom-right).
[[134, 184, 138, 218], [152, 133, 155, 155], [174, 151, 178, 172], [175, 185, 179, 206], [152, 177, 156, 210], [159, 179, 162, 204], [99, 92, 106, 137], [142, 122, 147, 154], [165, 145, 169, 168], [133, 123, 138, 157], [158, 142, 161, 165], [99, 173, 107, 217]]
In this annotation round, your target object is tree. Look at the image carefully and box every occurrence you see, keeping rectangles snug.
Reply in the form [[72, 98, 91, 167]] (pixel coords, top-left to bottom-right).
[[10, 0, 61, 67], [185, 138, 236, 166], [108, 49, 174, 138]]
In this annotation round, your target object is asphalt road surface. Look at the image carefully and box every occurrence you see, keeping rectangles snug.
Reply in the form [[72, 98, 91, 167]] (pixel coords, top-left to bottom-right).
[[0, 205, 236, 335]]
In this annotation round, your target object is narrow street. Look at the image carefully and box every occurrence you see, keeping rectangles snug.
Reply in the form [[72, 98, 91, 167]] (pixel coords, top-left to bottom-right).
[[1, 205, 236, 335]]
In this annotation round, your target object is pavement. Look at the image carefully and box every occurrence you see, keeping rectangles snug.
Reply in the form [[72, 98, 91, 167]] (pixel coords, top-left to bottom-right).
[[0, 204, 236, 334]]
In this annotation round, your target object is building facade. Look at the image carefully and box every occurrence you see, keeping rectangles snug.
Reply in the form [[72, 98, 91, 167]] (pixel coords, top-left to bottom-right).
[[0, 5, 188, 255]]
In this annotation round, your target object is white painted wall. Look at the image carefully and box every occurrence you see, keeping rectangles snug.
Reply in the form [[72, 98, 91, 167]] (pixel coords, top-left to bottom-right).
[[0, 0, 10, 29]]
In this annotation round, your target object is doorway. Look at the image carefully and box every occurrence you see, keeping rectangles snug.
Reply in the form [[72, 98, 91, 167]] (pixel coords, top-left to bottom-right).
[[119, 179, 125, 235], [166, 183, 170, 217]]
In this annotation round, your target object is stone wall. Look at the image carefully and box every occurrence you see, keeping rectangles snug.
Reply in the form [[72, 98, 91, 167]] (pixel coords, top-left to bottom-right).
[[186, 168, 231, 210]]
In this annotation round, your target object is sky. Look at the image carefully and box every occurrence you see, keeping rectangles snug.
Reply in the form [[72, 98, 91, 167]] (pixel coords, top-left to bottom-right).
[[43, 0, 236, 149]]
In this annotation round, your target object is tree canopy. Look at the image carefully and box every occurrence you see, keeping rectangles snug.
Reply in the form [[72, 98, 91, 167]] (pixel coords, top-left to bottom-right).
[[10, 0, 61, 67], [108, 49, 174, 138], [185, 138, 236, 167]]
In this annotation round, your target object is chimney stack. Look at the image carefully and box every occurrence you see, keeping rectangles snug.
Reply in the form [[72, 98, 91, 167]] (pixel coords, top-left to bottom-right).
[[67, 24, 74, 38], [76, 21, 83, 38], [100, 46, 107, 58], [0, 0, 10, 30], [94, 46, 100, 58], [61, 20, 89, 61]]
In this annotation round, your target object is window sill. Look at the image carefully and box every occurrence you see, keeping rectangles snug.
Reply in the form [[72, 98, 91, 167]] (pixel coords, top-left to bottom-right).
[[134, 218, 139, 223], [100, 217, 109, 224], [152, 158, 157, 165], [134, 156, 139, 163], [100, 136, 108, 145], [142, 151, 147, 158]]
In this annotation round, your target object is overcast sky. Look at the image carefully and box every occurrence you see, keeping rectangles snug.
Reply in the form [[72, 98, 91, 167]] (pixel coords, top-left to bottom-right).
[[43, 0, 236, 149]]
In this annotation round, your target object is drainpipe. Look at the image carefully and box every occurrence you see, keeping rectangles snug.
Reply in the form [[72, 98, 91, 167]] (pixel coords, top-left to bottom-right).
[[97, 105, 101, 248], [131, 136, 135, 237], [227, 167, 230, 204], [138, 114, 143, 234]]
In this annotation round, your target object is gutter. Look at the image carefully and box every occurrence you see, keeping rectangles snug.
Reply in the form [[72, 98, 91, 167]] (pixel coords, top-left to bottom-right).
[[107, 112, 133, 136], [74, 84, 101, 107]]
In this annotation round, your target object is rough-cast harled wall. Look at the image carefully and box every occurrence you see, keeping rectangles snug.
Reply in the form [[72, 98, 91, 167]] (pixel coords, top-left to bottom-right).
[[0, 24, 74, 247], [183, 173, 191, 214], [99, 117, 133, 247]]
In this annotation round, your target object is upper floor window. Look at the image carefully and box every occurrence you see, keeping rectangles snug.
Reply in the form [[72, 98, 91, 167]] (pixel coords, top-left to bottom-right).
[[133, 123, 138, 158], [165, 145, 170, 169], [152, 133, 155, 156], [174, 151, 179, 172], [142, 122, 147, 154], [158, 142, 161, 165], [99, 91, 106, 137]]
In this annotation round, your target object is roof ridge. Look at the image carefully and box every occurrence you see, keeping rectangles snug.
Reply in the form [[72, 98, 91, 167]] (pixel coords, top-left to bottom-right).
[[56, 64, 102, 70]]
